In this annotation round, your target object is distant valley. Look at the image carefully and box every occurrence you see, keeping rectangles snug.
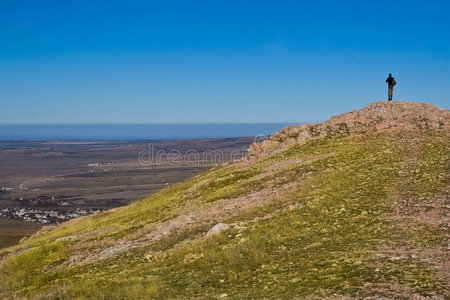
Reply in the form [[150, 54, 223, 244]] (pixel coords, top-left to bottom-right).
[[0, 137, 254, 248]]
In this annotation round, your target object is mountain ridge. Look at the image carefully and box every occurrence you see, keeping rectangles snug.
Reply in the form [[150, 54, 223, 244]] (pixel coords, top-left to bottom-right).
[[247, 100, 449, 162], [0, 100, 448, 299]]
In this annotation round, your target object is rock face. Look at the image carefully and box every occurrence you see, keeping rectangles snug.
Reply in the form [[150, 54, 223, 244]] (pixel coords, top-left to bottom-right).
[[247, 101, 449, 162]]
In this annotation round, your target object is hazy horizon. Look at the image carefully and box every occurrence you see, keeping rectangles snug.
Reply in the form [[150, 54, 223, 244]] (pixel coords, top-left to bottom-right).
[[0, 123, 291, 140]]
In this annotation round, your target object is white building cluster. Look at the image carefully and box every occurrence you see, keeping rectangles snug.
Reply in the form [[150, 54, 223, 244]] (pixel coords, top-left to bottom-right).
[[0, 207, 100, 224]]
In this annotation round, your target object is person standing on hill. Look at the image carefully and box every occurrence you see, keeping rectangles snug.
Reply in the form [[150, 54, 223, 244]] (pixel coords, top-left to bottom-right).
[[386, 73, 396, 101]]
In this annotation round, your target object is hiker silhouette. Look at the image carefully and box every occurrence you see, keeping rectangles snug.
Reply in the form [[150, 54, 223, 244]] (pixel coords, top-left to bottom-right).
[[386, 74, 396, 101]]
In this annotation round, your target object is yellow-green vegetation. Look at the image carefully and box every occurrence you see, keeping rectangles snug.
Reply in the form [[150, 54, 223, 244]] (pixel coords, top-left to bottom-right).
[[413, 137, 448, 196], [0, 132, 448, 299]]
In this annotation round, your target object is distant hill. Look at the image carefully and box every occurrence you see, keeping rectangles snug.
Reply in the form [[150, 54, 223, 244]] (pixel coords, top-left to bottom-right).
[[1, 101, 448, 299]]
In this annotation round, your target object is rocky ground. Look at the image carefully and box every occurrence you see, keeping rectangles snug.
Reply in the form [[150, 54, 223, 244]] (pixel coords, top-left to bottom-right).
[[247, 101, 449, 162]]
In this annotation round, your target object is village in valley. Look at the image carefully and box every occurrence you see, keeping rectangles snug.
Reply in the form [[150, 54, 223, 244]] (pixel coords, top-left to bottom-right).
[[0, 207, 101, 225]]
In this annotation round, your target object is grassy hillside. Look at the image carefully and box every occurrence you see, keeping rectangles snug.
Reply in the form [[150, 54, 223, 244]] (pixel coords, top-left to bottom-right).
[[1, 104, 448, 299]]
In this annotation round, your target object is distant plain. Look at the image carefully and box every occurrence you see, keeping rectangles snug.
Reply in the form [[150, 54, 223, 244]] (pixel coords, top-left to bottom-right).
[[0, 137, 254, 248]]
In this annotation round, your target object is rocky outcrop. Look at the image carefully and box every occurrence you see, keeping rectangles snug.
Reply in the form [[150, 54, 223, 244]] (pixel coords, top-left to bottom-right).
[[204, 223, 231, 237], [247, 101, 449, 162]]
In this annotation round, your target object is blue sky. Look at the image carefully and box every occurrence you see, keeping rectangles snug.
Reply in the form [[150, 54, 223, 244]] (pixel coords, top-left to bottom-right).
[[0, 0, 449, 124]]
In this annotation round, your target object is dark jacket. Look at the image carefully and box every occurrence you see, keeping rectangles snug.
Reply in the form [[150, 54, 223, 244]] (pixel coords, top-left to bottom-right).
[[386, 77, 396, 86]]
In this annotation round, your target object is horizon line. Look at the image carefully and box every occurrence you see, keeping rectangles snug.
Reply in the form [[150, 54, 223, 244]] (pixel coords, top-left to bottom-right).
[[0, 122, 309, 126]]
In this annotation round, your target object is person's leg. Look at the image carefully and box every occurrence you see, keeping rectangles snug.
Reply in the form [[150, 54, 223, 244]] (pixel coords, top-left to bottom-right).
[[388, 86, 393, 100]]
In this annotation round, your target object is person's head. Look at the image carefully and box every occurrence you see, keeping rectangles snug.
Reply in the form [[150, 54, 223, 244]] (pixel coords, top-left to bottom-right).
[[389, 73, 392, 77]]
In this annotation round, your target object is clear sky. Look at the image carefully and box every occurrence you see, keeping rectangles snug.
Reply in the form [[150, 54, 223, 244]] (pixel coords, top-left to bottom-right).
[[0, 0, 449, 124]]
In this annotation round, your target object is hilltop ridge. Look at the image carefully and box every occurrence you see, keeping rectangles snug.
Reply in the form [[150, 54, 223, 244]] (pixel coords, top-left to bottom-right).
[[0, 101, 448, 299], [248, 101, 449, 161]]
